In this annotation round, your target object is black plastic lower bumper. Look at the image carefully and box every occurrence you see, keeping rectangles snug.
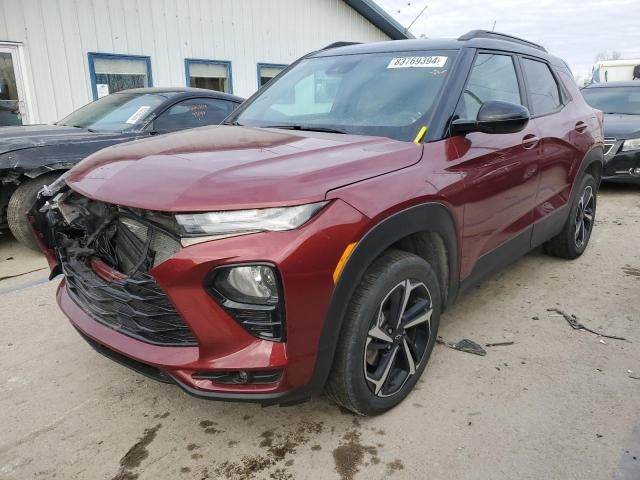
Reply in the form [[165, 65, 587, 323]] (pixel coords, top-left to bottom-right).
[[603, 150, 640, 183], [73, 327, 312, 407]]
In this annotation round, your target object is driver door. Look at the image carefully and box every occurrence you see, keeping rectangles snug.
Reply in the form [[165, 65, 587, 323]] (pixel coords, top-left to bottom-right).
[[448, 52, 541, 279]]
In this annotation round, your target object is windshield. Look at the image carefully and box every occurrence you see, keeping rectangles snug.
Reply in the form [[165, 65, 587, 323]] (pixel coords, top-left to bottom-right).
[[582, 87, 640, 115], [231, 50, 456, 142], [57, 93, 166, 132]]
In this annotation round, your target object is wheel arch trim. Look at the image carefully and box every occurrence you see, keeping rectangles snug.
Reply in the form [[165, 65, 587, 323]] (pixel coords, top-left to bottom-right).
[[308, 202, 460, 395], [573, 145, 604, 192]]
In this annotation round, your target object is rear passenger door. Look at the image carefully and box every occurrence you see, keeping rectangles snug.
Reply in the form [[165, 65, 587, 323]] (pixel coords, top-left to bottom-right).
[[450, 52, 541, 279], [518, 57, 581, 233], [152, 97, 238, 132]]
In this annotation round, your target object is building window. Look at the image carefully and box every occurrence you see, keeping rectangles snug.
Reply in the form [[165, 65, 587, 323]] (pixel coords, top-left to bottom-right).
[[185, 59, 232, 93], [88, 53, 152, 100], [257, 63, 287, 88]]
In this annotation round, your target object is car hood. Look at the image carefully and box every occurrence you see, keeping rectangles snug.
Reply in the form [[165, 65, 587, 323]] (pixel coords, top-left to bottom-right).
[[0, 124, 125, 155], [66, 125, 423, 212], [602, 114, 640, 140]]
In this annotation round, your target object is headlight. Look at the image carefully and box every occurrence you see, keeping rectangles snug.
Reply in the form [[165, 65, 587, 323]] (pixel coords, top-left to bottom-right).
[[175, 202, 328, 238], [621, 138, 640, 152]]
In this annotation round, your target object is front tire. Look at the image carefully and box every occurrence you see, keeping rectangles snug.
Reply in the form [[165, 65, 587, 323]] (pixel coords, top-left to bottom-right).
[[7, 172, 61, 251], [326, 250, 441, 416], [544, 173, 597, 259]]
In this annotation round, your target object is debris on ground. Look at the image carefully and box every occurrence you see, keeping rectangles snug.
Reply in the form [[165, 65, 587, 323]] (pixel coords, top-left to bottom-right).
[[628, 370, 640, 381], [0, 267, 48, 282], [546, 308, 630, 342], [436, 337, 486, 356], [485, 341, 515, 347]]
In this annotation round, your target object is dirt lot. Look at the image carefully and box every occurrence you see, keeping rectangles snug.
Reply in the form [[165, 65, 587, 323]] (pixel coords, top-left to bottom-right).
[[1, 184, 639, 480]]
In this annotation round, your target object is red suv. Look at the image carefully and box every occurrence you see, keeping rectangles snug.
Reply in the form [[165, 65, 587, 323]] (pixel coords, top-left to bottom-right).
[[33, 31, 604, 415]]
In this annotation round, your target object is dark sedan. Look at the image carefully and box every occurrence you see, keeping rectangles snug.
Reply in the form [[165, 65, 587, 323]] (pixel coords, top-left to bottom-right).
[[582, 81, 640, 184], [0, 87, 243, 248]]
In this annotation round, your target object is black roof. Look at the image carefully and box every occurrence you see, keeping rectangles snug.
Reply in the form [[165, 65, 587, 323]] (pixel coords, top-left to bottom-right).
[[583, 81, 640, 89], [115, 87, 244, 102], [312, 30, 566, 67]]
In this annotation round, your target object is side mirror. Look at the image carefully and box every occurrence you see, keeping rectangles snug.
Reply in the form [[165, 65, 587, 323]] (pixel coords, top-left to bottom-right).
[[451, 100, 530, 135]]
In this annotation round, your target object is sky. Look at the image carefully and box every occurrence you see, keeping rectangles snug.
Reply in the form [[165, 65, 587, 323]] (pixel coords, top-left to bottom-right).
[[376, 0, 640, 81]]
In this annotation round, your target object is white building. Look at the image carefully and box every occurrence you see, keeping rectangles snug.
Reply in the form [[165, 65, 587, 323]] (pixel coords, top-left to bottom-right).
[[0, 0, 409, 125]]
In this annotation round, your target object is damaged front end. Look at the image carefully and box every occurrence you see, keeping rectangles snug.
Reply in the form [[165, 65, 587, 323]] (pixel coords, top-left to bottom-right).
[[32, 180, 197, 346]]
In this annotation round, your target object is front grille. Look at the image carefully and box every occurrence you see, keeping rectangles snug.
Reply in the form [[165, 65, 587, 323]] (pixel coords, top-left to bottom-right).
[[63, 254, 197, 346], [48, 192, 196, 346]]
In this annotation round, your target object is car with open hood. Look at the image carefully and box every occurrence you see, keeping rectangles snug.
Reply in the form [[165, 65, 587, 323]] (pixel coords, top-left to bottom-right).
[[0, 87, 243, 249], [581, 81, 640, 183], [32, 31, 604, 415]]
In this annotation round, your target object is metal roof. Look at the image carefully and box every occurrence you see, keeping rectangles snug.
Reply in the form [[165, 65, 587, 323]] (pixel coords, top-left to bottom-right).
[[344, 0, 413, 40]]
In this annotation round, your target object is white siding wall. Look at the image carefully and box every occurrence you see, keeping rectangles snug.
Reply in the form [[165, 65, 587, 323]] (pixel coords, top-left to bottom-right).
[[0, 0, 390, 124]]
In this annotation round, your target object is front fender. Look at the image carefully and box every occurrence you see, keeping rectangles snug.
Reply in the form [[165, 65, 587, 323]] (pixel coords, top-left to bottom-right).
[[305, 202, 460, 396]]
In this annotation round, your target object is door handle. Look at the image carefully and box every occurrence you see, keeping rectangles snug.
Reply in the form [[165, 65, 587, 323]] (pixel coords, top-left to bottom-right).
[[522, 134, 539, 150], [575, 121, 588, 133]]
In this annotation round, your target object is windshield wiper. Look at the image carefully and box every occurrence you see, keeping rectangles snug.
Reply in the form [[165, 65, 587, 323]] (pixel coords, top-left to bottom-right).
[[222, 120, 243, 126], [262, 124, 348, 134]]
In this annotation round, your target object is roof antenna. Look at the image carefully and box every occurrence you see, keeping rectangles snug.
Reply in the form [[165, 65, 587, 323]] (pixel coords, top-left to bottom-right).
[[491, 20, 497, 31], [405, 3, 428, 35]]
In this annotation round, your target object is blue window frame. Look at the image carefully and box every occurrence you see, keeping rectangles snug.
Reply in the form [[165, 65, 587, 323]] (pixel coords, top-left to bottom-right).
[[184, 59, 233, 94], [88, 52, 153, 100], [257, 63, 288, 88]]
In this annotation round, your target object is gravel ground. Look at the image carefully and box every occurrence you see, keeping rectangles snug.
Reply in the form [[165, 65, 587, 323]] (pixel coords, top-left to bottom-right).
[[1, 184, 639, 480]]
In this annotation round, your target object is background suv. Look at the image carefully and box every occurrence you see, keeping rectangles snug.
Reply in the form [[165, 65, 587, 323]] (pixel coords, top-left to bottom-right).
[[581, 81, 640, 183], [34, 30, 604, 415]]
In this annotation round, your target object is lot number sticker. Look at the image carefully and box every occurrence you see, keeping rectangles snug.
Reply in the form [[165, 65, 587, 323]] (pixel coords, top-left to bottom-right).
[[125, 106, 151, 124], [387, 56, 448, 68]]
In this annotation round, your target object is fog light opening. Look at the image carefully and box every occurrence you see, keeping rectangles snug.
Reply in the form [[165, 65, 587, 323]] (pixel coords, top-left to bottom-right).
[[192, 369, 283, 385], [207, 264, 286, 341]]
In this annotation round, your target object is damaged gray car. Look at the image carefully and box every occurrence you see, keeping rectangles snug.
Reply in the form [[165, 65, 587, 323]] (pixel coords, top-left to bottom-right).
[[0, 87, 243, 249]]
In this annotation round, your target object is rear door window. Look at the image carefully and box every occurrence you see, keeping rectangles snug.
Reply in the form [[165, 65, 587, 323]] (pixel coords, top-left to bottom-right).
[[521, 58, 562, 116], [153, 98, 237, 131], [457, 53, 523, 120]]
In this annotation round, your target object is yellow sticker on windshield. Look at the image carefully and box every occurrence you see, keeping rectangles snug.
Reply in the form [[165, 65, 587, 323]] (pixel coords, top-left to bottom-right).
[[388, 56, 448, 69]]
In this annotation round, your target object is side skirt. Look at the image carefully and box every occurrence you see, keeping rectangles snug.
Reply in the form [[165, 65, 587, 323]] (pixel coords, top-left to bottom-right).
[[460, 203, 570, 294], [459, 226, 533, 295]]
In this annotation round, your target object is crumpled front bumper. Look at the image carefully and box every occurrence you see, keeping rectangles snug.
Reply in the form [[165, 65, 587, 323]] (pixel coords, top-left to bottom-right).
[[52, 199, 369, 404]]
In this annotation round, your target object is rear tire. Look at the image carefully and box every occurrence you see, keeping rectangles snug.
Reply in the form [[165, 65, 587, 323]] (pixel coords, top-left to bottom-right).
[[7, 172, 61, 251], [326, 249, 441, 416], [543, 173, 597, 259]]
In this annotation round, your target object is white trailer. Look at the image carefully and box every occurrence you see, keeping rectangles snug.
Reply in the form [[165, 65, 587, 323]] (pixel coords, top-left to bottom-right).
[[591, 59, 640, 83]]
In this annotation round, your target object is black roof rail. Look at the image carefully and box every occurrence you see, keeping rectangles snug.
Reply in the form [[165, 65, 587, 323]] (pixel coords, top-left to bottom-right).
[[322, 41, 362, 50], [458, 30, 547, 53]]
